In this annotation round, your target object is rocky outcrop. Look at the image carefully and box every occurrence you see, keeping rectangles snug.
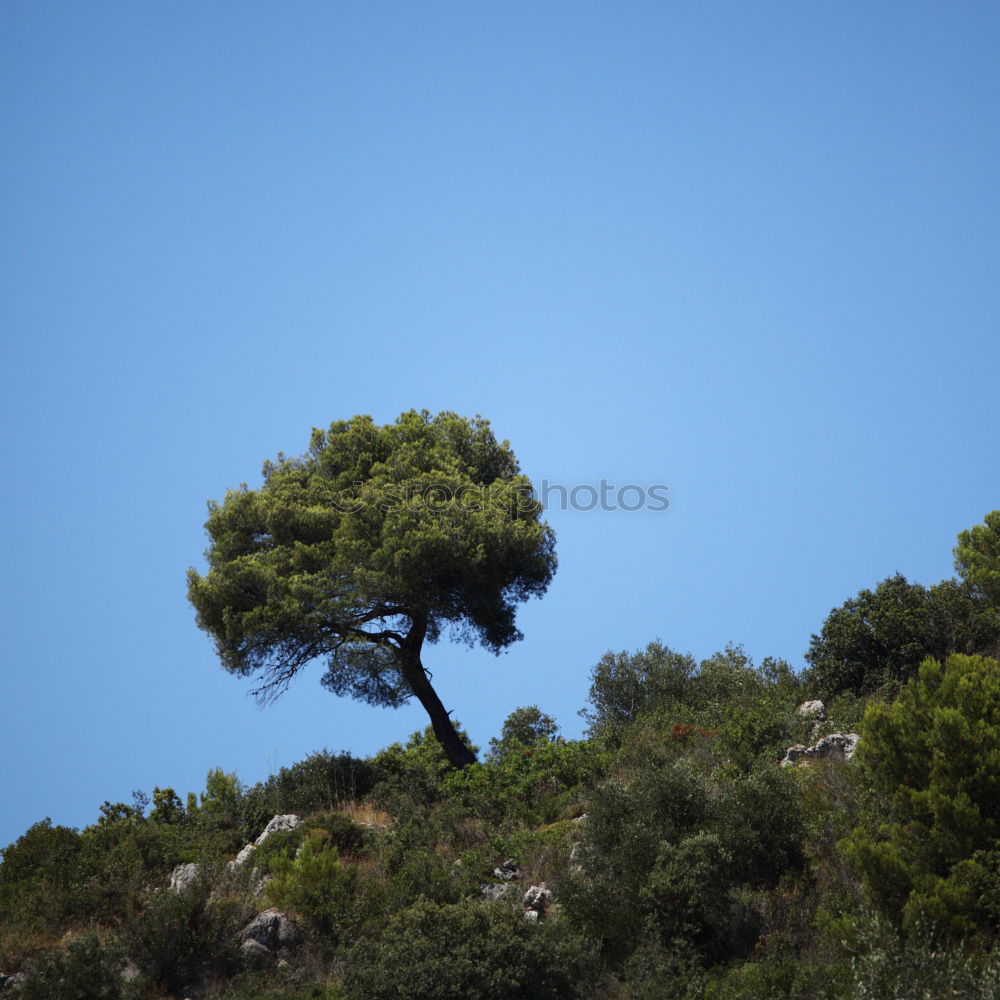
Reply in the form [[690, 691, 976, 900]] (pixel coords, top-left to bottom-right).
[[781, 732, 860, 767], [493, 858, 521, 882], [255, 814, 302, 846], [797, 700, 826, 721], [229, 814, 302, 871], [238, 908, 301, 967], [168, 862, 200, 893], [522, 883, 553, 920]]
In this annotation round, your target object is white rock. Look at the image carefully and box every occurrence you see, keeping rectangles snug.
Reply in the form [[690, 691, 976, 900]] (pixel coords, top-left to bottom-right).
[[239, 908, 301, 950], [168, 863, 200, 893], [522, 883, 554, 916], [493, 858, 520, 881], [797, 700, 826, 720], [254, 814, 302, 846], [781, 732, 860, 767], [228, 843, 256, 871]]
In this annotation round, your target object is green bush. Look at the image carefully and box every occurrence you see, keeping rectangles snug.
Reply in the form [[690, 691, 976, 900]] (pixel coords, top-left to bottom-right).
[[843, 653, 1000, 939], [560, 760, 713, 960], [345, 898, 597, 1000], [0, 819, 86, 932], [122, 869, 247, 995], [242, 752, 375, 839], [443, 738, 605, 829], [581, 642, 697, 739], [703, 956, 821, 1000], [488, 705, 560, 758], [15, 932, 129, 1000], [301, 812, 366, 857], [369, 725, 476, 815], [715, 768, 805, 887], [845, 910, 1000, 1000], [265, 832, 360, 947]]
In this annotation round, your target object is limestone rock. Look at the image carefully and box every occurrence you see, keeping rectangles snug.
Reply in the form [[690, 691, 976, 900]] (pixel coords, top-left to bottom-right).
[[239, 908, 302, 951], [228, 842, 256, 871], [229, 814, 302, 872], [493, 858, 521, 881], [797, 700, 826, 721], [168, 862, 200, 893], [0, 972, 28, 993], [522, 883, 554, 918], [255, 814, 302, 846], [781, 732, 860, 767]]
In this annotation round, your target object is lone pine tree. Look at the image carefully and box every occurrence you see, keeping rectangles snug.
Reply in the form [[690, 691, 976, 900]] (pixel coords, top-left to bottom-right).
[[187, 410, 556, 767]]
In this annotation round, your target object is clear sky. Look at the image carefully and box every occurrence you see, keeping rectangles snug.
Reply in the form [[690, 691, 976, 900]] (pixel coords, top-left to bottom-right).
[[3, 1, 999, 849]]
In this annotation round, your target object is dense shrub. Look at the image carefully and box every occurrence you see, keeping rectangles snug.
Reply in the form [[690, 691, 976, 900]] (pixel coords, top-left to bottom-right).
[[443, 738, 605, 828], [581, 642, 697, 739], [488, 705, 560, 757], [345, 898, 598, 1000], [0, 820, 86, 931], [844, 653, 1000, 939], [15, 932, 128, 1000], [242, 752, 375, 839], [845, 910, 1000, 1000], [265, 831, 360, 947], [805, 574, 1000, 700], [122, 868, 248, 995]]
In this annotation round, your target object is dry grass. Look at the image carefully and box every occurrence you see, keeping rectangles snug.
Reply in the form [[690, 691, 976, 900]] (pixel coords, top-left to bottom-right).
[[339, 800, 394, 831]]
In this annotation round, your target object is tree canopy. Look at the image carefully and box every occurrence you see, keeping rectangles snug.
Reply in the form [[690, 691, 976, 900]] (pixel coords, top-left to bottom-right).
[[805, 573, 1000, 699], [845, 654, 1000, 940], [187, 410, 556, 767], [955, 510, 1000, 607]]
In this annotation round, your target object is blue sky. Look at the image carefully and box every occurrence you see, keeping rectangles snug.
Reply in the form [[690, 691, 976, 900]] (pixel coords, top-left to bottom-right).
[[3, 1, 999, 848]]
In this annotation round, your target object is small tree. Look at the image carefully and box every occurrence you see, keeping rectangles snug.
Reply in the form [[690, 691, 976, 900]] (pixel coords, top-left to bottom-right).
[[844, 653, 1000, 939], [489, 704, 560, 757], [187, 410, 556, 768], [955, 510, 1000, 607]]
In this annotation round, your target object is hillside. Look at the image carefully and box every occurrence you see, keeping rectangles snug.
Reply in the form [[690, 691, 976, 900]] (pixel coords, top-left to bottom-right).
[[4, 639, 1000, 999]]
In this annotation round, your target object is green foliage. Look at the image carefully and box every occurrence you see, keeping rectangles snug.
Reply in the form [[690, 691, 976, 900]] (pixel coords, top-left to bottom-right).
[[370, 724, 477, 812], [122, 869, 247, 995], [716, 693, 796, 773], [581, 641, 697, 738], [242, 750, 375, 839], [805, 574, 934, 698], [0, 820, 85, 931], [955, 510, 1000, 606], [715, 768, 805, 887], [561, 759, 714, 960], [564, 746, 805, 968], [445, 738, 606, 828], [644, 831, 735, 954], [702, 956, 823, 1000], [845, 910, 1000, 1000], [805, 572, 1000, 699], [844, 653, 1000, 939], [265, 832, 359, 946], [345, 898, 598, 1000], [149, 786, 185, 825], [687, 645, 762, 719], [187, 410, 556, 767], [15, 932, 128, 1000], [78, 807, 172, 921], [489, 704, 560, 757]]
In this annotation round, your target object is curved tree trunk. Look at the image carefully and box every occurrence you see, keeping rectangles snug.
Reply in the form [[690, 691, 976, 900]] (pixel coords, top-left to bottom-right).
[[399, 615, 477, 768]]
